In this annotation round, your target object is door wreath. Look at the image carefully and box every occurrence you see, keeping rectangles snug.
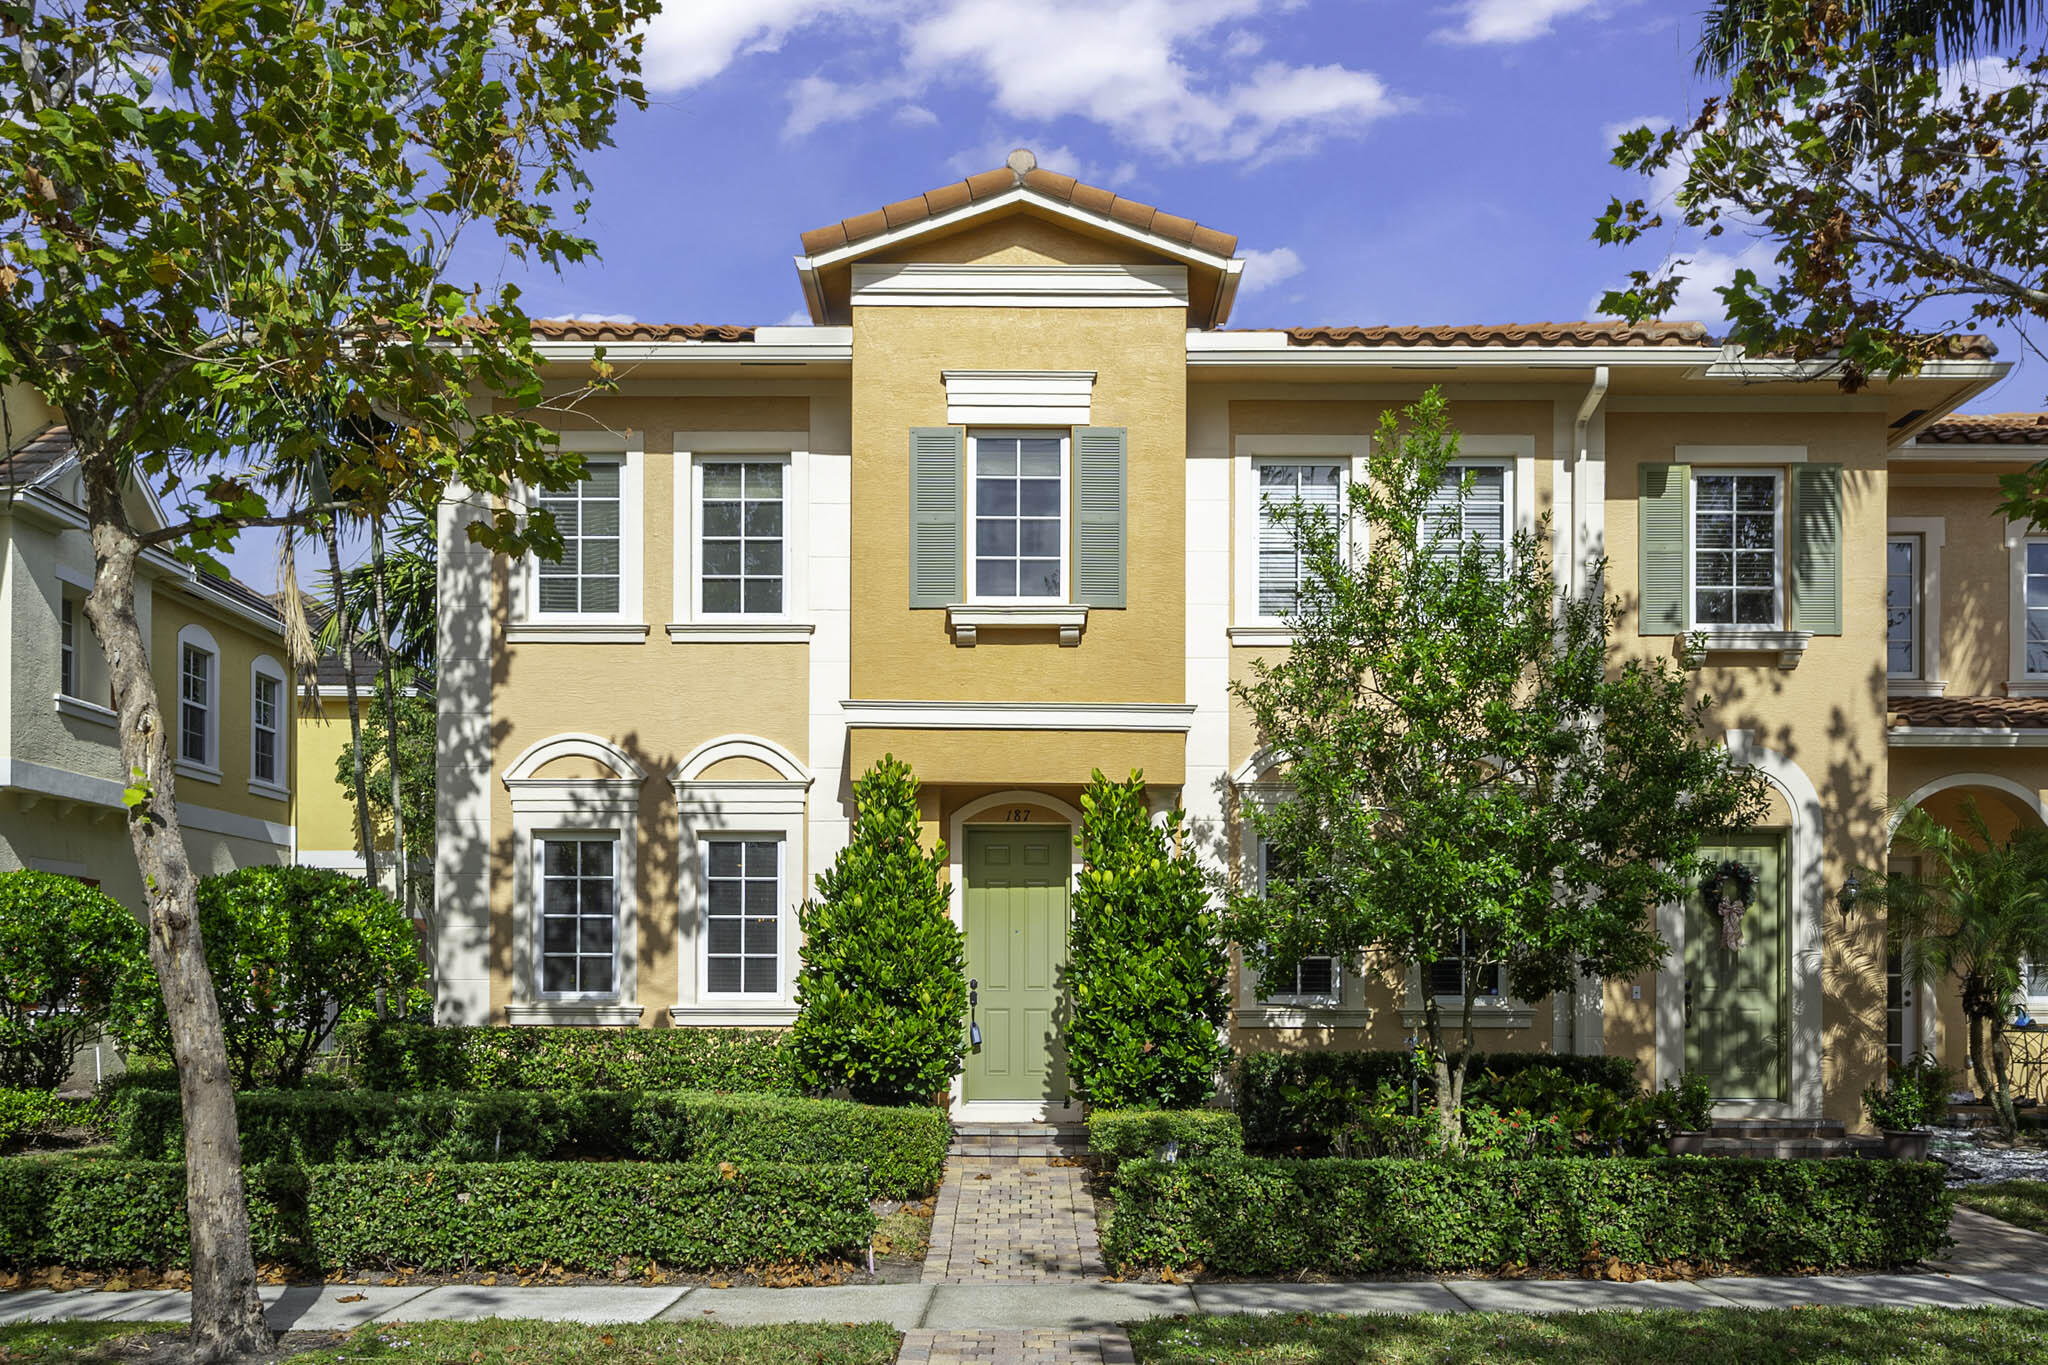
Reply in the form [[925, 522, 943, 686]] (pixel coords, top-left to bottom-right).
[[1700, 859, 1755, 951]]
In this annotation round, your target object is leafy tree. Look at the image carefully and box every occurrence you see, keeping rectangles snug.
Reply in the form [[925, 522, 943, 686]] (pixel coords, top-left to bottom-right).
[[134, 867, 428, 1091], [0, 3, 647, 1353], [1598, 3, 2047, 491], [1066, 770, 1229, 1110], [0, 871, 155, 1090], [789, 757, 967, 1106], [1868, 800, 2048, 1137], [1699, 0, 2044, 70], [332, 685, 436, 914], [1230, 390, 1769, 1145]]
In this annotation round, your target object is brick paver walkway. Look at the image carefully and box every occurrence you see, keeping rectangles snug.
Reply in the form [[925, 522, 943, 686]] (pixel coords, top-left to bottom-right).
[[898, 1328, 1136, 1364], [922, 1157, 1104, 1284]]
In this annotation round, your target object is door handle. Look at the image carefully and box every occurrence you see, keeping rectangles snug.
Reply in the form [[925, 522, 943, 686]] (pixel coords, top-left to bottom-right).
[[968, 978, 981, 1050]]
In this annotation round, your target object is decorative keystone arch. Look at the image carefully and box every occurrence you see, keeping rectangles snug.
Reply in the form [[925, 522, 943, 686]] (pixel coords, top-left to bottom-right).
[[1888, 772, 2048, 842], [503, 732, 646, 783], [672, 734, 809, 785]]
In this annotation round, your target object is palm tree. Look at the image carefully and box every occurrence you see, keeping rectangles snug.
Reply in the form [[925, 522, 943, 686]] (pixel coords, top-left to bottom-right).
[[1870, 799, 2048, 1137], [1699, 0, 2044, 73]]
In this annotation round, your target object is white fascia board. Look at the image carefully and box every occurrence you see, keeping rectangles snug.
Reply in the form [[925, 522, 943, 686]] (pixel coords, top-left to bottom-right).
[[1889, 727, 2048, 748], [1188, 330, 1289, 351], [532, 341, 852, 366], [1896, 444, 2047, 463], [1185, 345, 1716, 369]]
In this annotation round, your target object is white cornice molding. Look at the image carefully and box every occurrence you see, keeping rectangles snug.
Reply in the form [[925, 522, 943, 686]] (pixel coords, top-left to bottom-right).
[[1890, 726, 2048, 748], [0, 757, 291, 845], [942, 370, 1096, 425], [505, 623, 650, 645], [853, 263, 1190, 310], [840, 698, 1196, 731]]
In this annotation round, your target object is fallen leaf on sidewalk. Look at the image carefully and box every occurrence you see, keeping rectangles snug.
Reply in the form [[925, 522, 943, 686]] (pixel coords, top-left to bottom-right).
[[337, 1294, 366, 1304]]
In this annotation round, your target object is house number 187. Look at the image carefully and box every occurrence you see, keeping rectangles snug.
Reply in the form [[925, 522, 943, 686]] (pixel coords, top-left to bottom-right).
[[1004, 809, 1031, 822]]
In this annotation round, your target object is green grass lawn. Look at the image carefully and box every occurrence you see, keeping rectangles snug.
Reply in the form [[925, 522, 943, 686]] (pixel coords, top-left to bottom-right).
[[1956, 1181, 2048, 1235], [1128, 1307, 2048, 1365], [0, 1319, 902, 1364]]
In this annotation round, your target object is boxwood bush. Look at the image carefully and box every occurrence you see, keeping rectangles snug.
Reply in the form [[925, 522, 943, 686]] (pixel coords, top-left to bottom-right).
[[0, 1090, 102, 1152], [1232, 1051, 1638, 1150], [0, 1158, 874, 1272], [107, 1086, 950, 1198], [1087, 1109, 1244, 1168], [344, 1020, 796, 1094], [1101, 1155, 1951, 1276]]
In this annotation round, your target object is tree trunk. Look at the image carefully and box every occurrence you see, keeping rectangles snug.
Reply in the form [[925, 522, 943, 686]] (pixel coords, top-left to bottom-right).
[[1990, 1017, 2019, 1140], [78, 454, 271, 1361], [367, 515, 408, 918], [323, 513, 376, 882], [1423, 992, 1468, 1153]]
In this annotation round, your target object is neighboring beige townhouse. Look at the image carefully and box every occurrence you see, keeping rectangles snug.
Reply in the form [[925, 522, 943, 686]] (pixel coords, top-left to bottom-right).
[[0, 388, 296, 907], [434, 151, 2042, 1127]]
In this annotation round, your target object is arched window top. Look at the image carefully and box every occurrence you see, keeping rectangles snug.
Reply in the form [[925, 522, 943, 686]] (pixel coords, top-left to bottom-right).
[[672, 734, 809, 786], [504, 732, 647, 783]]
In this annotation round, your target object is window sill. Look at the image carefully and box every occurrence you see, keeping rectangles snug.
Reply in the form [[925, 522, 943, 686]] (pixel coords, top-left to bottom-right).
[[2006, 681, 2048, 699], [1888, 679, 1948, 698], [505, 622, 650, 644], [247, 779, 291, 803], [665, 622, 815, 645], [506, 1001, 644, 1027], [948, 603, 1088, 647], [1687, 628, 1812, 670], [1227, 625, 1294, 647], [1399, 1001, 1535, 1030], [53, 694, 116, 728], [1236, 1005, 1370, 1028], [174, 759, 222, 785], [669, 1004, 798, 1026]]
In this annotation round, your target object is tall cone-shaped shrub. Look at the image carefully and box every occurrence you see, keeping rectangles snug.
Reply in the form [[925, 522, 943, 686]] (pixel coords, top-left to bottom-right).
[[789, 756, 966, 1105], [1067, 769, 1230, 1109]]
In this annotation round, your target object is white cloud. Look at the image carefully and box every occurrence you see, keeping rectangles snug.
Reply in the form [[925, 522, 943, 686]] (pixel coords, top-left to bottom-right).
[[894, 103, 940, 126], [643, 0, 1402, 165], [944, 139, 1114, 184], [1591, 238, 1779, 328], [1237, 245, 1303, 295], [1437, 0, 1606, 45], [558, 311, 639, 324], [777, 307, 815, 326]]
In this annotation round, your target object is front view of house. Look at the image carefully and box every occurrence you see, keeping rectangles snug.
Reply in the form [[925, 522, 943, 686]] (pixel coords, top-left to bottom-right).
[[432, 150, 2042, 1127]]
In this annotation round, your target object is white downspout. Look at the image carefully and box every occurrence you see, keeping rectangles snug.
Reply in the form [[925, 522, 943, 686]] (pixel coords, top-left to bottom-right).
[[1565, 365, 1610, 1056]]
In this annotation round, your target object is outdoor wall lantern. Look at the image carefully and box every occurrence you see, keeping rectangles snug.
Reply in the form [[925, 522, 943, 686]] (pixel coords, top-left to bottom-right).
[[1838, 872, 1863, 919]]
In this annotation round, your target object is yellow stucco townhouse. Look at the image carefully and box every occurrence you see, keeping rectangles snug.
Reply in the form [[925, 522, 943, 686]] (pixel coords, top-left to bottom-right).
[[432, 152, 2045, 1129]]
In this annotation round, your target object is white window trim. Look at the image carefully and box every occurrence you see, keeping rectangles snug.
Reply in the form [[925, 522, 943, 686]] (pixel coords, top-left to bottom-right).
[[968, 428, 1072, 607], [529, 832, 628, 1004], [247, 654, 289, 801], [510, 430, 645, 639], [173, 623, 222, 782], [2006, 521, 2048, 696], [503, 733, 645, 1013], [1248, 836, 1343, 1009], [668, 431, 811, 643], [58, 593, 77, 699], [694, 835, 787, 1005], [1425, 457, 1516, 578], [1229, 767, 1367, 1027], [1231, 434, 1371, 636], [670, 735, 811, 1024], [1887, 518, 1947, 696], [689, 451, 794, 623], [1244, 456, 1352, 631], [1687, 467, 1785, 633]]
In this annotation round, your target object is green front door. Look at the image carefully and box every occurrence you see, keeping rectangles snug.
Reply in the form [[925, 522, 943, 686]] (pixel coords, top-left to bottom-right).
[[1685, 834, 1788, 1101], [963, 826, 1072, 1103]]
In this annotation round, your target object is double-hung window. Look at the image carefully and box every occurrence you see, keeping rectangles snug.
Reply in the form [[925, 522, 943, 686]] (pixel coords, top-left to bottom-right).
[[179, 644, 212, 766], [703, 837, 781, 996], [1888, 535, 1921, 678], [536, 463, 622, 615], [1692, 471, 1782, 628], [59, 596, 78, 698], [539, 836, 618, 997], [1421, 462, 1510, 572], [1255, 462, 1343, 617], [250, 671, 282, 787], [2026, 542, 2048, 677], [1429, 930, 1503, 1002], [1253, 840, 1339, 1004], [972, 433, 1064, 602], [698, 460, 785, 616]]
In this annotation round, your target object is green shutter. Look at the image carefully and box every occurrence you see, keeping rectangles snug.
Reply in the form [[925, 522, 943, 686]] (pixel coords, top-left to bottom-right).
[[1639, 462, 1691, 635], [1789, 462, 1843, 635], [1073, 426, 1126, 607], [908, 427, 963, 608]]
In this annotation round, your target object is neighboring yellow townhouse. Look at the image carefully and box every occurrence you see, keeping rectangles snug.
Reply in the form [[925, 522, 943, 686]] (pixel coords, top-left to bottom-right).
[[0, 390, 296, 906], [432, 151, 2037, 1128]]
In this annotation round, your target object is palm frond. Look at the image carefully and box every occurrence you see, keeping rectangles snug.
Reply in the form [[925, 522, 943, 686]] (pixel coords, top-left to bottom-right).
[[1698, 0, 2046, 74]]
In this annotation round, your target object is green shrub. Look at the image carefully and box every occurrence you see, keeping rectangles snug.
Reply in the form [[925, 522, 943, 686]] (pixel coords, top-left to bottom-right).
[[1066, 772, 1230, 1109], [107, 1086, 950, 1198], [1102, 1155, 1952, 1275], [1865, 1051, 1954, 1130], [1088, 1110, 1243, 1168], [1487, 1066, 1707, 1156], [344, 1020, 795, 1094], [0, 871, 155, 1090], [0, 1090, 102, 1151], [132, 867, 425, 1089], [0, 1157, 873, 1272], [1232, 1050, 1637, 1151], [788, 757, 965, 1105]]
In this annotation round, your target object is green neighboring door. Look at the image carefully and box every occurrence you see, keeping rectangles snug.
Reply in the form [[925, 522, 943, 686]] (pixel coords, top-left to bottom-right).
[[963, 826, 1072, 1104], [1685, 834, 1788, 1102]]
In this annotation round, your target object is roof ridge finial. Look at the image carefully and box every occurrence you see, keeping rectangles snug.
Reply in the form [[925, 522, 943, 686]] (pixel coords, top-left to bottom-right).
[[1005, 147, 1036, 181]]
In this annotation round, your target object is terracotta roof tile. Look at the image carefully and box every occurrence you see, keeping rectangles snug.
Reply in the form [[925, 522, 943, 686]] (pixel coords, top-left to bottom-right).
[[1280, 321, 1719, 349], [1915, 412, 2048, 445], [0, 425, 76, 486], [799, 149, 1239, 260], [1891, 695, 2048, 729], [529, 320, 756, 342]]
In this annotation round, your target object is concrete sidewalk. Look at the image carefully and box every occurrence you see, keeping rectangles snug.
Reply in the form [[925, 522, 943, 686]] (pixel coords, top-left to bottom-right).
[[4, 1270, 2048, 1332]]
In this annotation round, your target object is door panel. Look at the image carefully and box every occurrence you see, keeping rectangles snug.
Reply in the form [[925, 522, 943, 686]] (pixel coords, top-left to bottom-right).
[[1685, 834, 1787, 1101], [964, 826, 1071, 1103]]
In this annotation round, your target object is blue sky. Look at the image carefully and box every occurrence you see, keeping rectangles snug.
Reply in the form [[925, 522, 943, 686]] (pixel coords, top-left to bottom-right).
[[228, 0, 2042, 590]]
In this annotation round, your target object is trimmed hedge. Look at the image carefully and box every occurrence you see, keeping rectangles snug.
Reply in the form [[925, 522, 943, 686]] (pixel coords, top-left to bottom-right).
[[0, 1091, 101, 1151], [108, 1087, 950, 1198], [1232, 1051, 1638, 1150], [0, 1158, 874, 1272], [1101, 1156, 1952, 1276], [1088, 1110, 1244, 1168], [344, 1021, 796, 1095]]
